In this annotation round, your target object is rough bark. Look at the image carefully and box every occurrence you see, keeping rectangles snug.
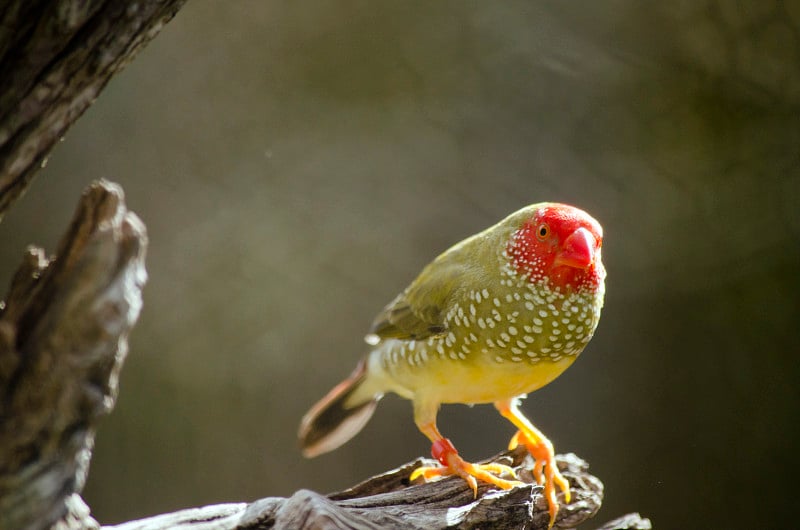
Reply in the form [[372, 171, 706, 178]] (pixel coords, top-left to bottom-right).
[[0, 181, 147, 530], [107, 449, 649, 530], [0, 0, 187, 220]]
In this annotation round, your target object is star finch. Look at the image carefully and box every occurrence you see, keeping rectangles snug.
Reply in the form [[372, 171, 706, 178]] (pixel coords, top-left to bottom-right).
[[299, 203, 605, 527]]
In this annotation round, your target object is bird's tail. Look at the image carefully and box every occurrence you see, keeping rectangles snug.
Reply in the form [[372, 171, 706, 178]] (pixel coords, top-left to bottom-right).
[[298, 358, 381, 458]]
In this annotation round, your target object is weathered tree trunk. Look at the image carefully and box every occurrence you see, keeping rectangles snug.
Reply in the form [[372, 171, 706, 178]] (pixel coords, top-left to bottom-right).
[[0, 181, 147, 530], [0, 3, 652, 530], [0, 0, 187, 220]]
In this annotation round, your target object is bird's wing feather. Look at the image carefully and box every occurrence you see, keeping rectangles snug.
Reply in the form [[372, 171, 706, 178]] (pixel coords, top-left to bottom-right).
[[368, 258, 466, 341]]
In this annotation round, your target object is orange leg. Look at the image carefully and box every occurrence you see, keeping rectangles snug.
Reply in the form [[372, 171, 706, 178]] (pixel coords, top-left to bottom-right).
[[495, 398, 570, 529], [409, 401, 522, 496]]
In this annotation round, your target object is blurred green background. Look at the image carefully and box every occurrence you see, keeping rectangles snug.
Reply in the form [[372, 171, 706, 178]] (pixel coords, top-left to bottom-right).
[[1, 1, 798, 528]]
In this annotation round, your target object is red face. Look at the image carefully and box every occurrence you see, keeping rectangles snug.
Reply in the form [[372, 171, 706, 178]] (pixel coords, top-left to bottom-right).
[[507, 204, 605, 293]]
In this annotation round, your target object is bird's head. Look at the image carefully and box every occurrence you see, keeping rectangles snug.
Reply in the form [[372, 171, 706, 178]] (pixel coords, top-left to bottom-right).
[[506, 203, 605, 293]]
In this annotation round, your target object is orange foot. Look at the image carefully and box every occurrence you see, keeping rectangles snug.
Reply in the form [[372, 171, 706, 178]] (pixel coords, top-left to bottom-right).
[[409, 438, 523, 497], [509, 430, 570, 528]]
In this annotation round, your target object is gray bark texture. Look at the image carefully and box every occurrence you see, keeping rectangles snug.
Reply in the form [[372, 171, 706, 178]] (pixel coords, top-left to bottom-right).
[[0, 181, 147, 530], [107, 450, 650, 530], [0, 0, 187, 220]]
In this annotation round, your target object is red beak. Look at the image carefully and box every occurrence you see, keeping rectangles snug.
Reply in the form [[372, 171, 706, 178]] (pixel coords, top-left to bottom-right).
[[555, 227, 595, 269]]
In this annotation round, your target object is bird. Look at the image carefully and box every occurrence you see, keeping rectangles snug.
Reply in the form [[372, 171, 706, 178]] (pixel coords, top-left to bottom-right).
[[298, 202, 605, 528]]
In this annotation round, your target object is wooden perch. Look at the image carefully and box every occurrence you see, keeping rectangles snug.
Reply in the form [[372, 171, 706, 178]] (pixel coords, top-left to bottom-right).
[[105, 448, 650, 530], [0, 181, 147, 530], [0, 0, 186, 220], [107, 450, 599, 530]]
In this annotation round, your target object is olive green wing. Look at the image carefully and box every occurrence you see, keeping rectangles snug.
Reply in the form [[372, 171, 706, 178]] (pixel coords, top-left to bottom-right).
[[367, 259, 465, 342]]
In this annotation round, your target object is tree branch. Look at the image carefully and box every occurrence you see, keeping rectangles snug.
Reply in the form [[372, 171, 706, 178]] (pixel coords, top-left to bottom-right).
[[105, 449, 649, 530], [0, 180, 147, 530], [0, 0, 186, 220]]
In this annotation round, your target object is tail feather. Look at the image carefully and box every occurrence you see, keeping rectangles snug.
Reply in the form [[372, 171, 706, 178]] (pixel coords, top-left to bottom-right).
[[299, 359, 381, 458]]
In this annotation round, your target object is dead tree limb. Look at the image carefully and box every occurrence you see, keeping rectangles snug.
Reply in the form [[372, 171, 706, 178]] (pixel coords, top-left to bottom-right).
[[105, 449, 649, 530], [0, 0, 187, 220], [0, 181, 147, 530]]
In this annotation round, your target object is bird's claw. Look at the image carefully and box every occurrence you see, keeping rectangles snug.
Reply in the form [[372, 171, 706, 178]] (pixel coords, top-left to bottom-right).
[[410, 459, 522, 497], [509, 429, 571, 528]]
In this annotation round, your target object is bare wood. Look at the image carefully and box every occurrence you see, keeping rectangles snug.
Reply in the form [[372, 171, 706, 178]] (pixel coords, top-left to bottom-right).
[[0, 181, 148, 530], [0, 0, 187, 220], [106, 450, 648, 530]]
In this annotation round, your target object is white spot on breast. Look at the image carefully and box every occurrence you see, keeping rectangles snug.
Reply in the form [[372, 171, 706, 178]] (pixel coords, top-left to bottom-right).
[[532, 326, 543, 334], [474, 291, 481, 303], [478, 318, 486, 329], [482, 288, 490, 299], [495, 356, 504, 363], [508, 326, 518, 336], [523, 335, 534, 343], [449, 352, 458, 360], [470, 304, 476, 316], [493, 298, 501, 307], [538, 310, 548, 318]]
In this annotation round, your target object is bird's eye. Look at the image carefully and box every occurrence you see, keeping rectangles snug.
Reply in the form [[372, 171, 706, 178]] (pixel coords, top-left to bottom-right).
[[536, 223, 550, 241]]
